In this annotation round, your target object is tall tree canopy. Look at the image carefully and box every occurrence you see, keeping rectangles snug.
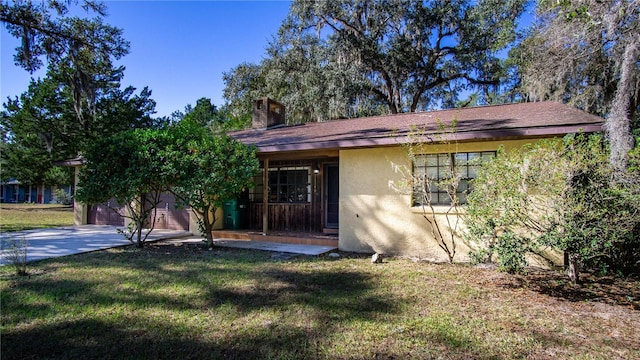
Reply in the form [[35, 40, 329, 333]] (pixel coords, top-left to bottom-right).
[[1, 71, 159, 185], [513, 0, 639, 169], [1, 0, 130, 129], [1, 1, 161, 186], [224, 0, 528, 124]]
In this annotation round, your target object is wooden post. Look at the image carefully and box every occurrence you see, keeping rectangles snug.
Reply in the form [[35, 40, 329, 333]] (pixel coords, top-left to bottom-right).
[[73, 165, 88, 225], [262, 158, 269, 235]]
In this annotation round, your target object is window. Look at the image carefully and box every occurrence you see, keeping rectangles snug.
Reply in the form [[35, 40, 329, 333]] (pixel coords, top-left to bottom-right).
[[249, 166, 311, 203], [413, 151, 496, 205]]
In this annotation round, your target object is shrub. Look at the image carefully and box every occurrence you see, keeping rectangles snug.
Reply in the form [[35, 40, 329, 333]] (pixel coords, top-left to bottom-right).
[[465, 134, 640, 282], [54, 188, 73, 205], [495, 231, 528, 275], [5, 236, 28, 276], [465, 139, 565, 272]]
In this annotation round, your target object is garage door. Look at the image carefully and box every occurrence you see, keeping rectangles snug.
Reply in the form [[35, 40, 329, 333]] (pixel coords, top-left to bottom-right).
[[88, 199, 125, 226], [148, 192, 190, 230]]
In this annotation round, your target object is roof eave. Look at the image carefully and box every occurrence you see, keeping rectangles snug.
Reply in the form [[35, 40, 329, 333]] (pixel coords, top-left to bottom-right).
[[251, 123, 603, 154]]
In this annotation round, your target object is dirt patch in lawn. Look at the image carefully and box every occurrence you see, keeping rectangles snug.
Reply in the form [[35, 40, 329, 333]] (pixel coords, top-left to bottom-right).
[[471, 268, 640, 310]]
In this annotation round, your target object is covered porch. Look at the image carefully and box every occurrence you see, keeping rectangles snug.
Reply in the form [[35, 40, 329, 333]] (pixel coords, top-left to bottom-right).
[[228, 149, 340, 246]]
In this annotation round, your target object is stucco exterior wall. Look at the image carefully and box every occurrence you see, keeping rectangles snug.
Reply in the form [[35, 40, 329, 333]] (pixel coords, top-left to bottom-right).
[[189, 207, 225, 236], [339, 139, 561, 265]]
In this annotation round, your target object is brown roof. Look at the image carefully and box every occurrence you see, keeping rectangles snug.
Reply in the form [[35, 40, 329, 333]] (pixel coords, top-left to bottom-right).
[[230, 101, 604, 154], [53, 156, 85, 167]]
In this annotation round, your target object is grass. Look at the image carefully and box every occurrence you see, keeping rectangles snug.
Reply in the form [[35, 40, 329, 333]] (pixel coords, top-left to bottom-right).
[[0, 203, 74, 232], [1, 242, 639, 359]]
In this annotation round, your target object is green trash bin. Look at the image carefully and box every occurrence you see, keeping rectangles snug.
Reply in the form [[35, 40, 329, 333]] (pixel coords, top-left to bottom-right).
[[223, 199, 239, 230]]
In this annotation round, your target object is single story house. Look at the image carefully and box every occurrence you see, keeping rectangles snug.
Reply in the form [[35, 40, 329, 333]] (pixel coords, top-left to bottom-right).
[[226, 99, 603, 263], [0, 178, 73, 204], [65, 99, 603, 264]]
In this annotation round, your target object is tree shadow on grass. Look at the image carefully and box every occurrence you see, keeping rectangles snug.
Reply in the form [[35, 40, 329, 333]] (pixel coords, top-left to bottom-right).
[[518, 271, 640, 310], [1, 318, 323, 360], [13, 244, 623, 359], [206, 268, 399, 320], [1, 246, 403, 359]]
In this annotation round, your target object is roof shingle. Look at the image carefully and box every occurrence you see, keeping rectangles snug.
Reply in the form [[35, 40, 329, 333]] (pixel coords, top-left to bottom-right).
[[230, 101, 604, 153]]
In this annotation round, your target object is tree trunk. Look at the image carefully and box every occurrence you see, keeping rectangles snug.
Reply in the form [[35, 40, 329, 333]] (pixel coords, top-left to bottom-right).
[[136, 221, 143, 248], [567, 254, 580, 283], [135, 193, 144, 248], [198, 206, 214, 249], [606, 41, 638, 172], [204, 215, 214, 249]]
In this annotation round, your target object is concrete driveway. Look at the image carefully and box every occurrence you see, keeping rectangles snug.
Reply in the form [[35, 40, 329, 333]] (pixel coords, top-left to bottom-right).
[[0, 225, 191, 265]]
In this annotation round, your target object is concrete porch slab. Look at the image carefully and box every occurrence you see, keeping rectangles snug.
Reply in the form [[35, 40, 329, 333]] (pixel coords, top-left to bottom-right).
[[214, 239, 337, 255], [170, 237, 337, 256]]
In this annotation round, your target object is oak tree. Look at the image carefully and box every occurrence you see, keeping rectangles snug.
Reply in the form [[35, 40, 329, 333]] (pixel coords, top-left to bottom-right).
[[223, 0, 528, 124], [1, 0, 130, 133], [514, 0, 639, 170]]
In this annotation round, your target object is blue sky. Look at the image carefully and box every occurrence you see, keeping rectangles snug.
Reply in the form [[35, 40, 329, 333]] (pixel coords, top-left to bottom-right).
[[1, 1, 292, 118]]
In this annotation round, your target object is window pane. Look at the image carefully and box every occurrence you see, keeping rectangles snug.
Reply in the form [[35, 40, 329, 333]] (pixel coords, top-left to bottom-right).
[[426, 155, 438, 166], [269, 185, 277, 201], [458, 179, 468, 192], [411, 151, 496, 206], [458, 165, 469, 178], [455, 153, 468, 165], [438, 192, 450, 204], [481, 152, 496, 160], [438, 154, 450, 167], [468, 165, 479, 178]]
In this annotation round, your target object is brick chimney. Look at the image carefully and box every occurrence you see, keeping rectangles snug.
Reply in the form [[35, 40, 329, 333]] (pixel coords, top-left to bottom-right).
[[252, 98, 285, 129]]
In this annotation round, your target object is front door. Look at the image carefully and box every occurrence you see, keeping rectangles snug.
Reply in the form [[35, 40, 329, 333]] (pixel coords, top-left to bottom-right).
[[325, 164, 339, 228]]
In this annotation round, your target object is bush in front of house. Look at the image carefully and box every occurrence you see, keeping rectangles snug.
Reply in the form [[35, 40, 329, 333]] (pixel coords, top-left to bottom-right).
[[54, 188, 73, 205], [465, 134, 640, 282]]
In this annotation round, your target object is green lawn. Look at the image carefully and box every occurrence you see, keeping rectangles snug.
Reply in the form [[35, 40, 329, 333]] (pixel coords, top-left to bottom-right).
[[2, 241, 638, 359], [0, 204, 74, 232]]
